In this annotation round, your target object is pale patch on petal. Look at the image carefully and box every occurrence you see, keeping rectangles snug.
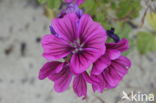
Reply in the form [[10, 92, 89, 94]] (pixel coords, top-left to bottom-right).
[[115, 56, 131, 68], [107, 49, 121, 60]]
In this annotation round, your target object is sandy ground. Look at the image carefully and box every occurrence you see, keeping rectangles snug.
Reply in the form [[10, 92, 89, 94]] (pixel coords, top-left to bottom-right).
[[0, 0, 156, 103]]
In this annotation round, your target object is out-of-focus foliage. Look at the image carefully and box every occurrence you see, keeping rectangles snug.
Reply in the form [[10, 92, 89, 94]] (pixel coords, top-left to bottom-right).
[[38, 0, 61, 9], [43, 6, 55, 19], [38, 0, 47, 4], [38, 0, 156, 55], [137, 32, 156, 54], [146, 12, 156, 29], [80, 0, 141, 29], [114, 0, 141, 19]]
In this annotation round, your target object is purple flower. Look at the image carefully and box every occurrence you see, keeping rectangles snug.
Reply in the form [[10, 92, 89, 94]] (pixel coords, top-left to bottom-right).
[[58, 3, 83, 18], [39, 1, 132, 97], [64, 0, 85, 5], [91, 39, 131, 92], [39, 61, 94, 98], [42, 13, 107, 74]]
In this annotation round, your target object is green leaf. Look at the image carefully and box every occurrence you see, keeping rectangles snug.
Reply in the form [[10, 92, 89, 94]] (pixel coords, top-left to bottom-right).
[[95, 12, 112, 29], [146, 12, 156, 30], [47, 0, 54, 8], [47, 0, 61, 9], [136, 32, 155, 54], [114, 22, 132, 38], [151, 35, 156, 51], [101, 0, 109, 3], [54, 0, 61, 8], [115, 0, 141, 19], [81, 0, 97, 15], [38, 0, 47, 4], [44, 6, 55, 19], [110, 2, 117, 9]]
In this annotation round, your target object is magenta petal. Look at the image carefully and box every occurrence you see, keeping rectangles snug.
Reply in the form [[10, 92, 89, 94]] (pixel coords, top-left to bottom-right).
[[70, 53, 89, 74], [103, 56, 130, 88], [73, 74, 87, 97], [49, 65, 73, 92], [115, 56, 131, 68], [107, 49, 121, 60], [103, 69, 119, 88], [70, 14, 107, 74], [92, 55, 111, 75], [52, 13, 79, 42], [91, 74, 106, 93], [70, 48, 102, 74], [64, 0, 84, 5], [104, 63, 128, 88], [41, 35, 72, 61], [106, 38, 129, 52], [109, 66, 122, 81], [54, 63, 64, 73], [64, 0, 73, 3], [82, 72, 95, 84], [112, 61, 129, 77], [92, 84, 103, 93], [78, 14, 107, 55], [39, 61, 63, 80], [76, 0, 85, 5]]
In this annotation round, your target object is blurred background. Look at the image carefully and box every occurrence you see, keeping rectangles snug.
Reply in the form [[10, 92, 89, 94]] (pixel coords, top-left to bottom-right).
[[0, 0, 156, 103]]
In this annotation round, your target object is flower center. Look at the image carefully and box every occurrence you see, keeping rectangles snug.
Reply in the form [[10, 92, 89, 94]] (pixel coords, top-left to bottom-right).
[[71, 39, 84, 53]]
